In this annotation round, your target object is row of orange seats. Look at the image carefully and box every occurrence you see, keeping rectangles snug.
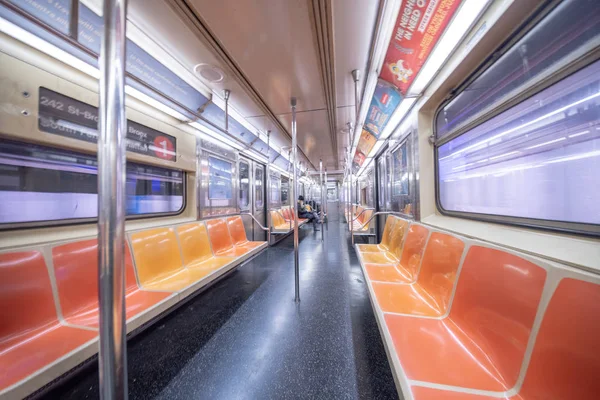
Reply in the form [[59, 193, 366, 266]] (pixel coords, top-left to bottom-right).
[[0, 216, 266, 399], [355, 215, 600, 399]]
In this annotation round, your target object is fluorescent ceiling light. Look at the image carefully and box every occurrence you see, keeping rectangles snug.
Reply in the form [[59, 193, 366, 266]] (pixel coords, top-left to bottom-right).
[[189, 121, 244, 150], [369, 140, 385, 158], [525, 137, 566, 150], [408, 0, 491, 96], [242, 149, 268, 164], [379, 98, 417, 140], [1, 17, 190, 123], [125, 86, 189, 121], [0, 17, 100, 78]]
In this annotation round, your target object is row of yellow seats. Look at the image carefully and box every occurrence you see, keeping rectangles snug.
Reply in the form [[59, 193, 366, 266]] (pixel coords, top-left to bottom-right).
[[132, 216, 267, 291]]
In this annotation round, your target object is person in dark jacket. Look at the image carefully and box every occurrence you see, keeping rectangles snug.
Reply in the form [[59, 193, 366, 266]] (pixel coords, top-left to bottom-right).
[[298, 196, 321, 231]]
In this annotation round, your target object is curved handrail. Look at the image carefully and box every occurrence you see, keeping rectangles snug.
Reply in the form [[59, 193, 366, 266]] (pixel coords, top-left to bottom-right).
[[240, 212, 271, 243], [359, 211, 412, 229], [350, 207, 376, 224], [240, 212, 269, 231]]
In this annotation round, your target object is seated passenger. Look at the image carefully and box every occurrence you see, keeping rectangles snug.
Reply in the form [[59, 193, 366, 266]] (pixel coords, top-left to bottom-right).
[[298, 196, 321, 230]]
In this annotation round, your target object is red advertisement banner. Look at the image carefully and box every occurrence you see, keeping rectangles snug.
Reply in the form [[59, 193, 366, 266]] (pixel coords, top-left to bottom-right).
[[379, 0, 462, 94]]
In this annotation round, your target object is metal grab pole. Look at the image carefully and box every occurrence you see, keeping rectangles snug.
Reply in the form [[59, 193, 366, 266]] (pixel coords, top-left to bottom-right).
[[97, 0, 128, 398], [223, 89, 230, 131], [319, 159, 324, 242], [350, 70, 360, 245], [266, 130, 271, 244], [324, 167, 328, 228], [291, 98, 300, 302]]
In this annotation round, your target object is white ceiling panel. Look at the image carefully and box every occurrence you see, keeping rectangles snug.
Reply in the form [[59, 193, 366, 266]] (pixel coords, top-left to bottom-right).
[[188, 0, 327, 115], [277, 110, 336, 169], [127, 0, 278, 130]]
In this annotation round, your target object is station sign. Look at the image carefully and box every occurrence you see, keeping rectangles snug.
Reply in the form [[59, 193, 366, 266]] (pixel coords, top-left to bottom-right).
[[38, 87, 177, 161], [379, 0, 463, 94]]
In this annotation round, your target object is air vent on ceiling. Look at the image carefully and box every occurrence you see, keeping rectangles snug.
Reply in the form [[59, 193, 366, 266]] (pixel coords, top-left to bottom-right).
[[194, 63, 226, 83]]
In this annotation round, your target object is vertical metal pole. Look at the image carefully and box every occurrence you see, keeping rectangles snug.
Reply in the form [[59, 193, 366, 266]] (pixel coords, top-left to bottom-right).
[[266, 130, 271, 245], [69, 0, 80, 40], [348, 132, 354, 245], [223, 89, 231, 131], [291, 98, 300, 302], [324, 167, 328, 222], [319, 159, 324, 242], [350, 70, 360, 246], [97, 0, 128, 399]]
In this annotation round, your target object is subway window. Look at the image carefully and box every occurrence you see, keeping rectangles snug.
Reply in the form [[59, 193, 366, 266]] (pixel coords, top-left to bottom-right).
[[269, 171, 280, 208], [280, 176, 289, 204], [0, 140, 184, 226], [436, 0, 600, 140], [255, 166, 264, 208], [377, 157, 386, 209], [208, 156, 233, 201], [437, 58, 600, 234], [239, 160, 250, 210]]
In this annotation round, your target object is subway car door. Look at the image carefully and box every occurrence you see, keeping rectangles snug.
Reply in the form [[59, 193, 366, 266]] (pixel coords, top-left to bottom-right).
[[253, 163, 266, 241], [238, 157, 253, 240]]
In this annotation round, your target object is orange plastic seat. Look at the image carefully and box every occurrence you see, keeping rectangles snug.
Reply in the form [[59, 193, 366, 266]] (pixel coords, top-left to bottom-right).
[[282, 207, 292, 221], [410, 277, 600, 400], [227, 216, 264, 251], [517, 277, 600, 399], [356, 215, 397, 253], [271, 210, 293, 231], [176, 223, 235, 280], [365, 224, 429, 283], [360, 217, 409, 264], [205, 218, 249, 257], [385, 246, 546, 392], [52, 239, 171, 328], [0, 251, 97, 390], [372, 232, 464, 316], [130, 227, 196, 291]]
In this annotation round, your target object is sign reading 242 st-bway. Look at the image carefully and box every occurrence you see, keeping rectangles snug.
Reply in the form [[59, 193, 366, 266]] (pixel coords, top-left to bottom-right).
[[38, 87, 177, 161]]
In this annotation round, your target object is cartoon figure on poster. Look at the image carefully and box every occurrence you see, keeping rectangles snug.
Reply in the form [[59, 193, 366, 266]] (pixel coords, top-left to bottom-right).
[[389, 60, 413, 84], [393, 143, 409, 196]]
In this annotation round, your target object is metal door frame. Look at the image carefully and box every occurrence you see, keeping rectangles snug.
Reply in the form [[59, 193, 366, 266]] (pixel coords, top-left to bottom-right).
[[252, 161, 267, 241]]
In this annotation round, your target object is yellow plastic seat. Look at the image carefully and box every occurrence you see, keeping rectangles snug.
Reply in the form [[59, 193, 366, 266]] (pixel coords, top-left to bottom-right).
[[365, 224, 430, 283], [176, 223, 235, 281], [271, 210, 292, 231], [356, 216, 397, 253], [359, 217, 409, 264], [130, 227, 196, 292]]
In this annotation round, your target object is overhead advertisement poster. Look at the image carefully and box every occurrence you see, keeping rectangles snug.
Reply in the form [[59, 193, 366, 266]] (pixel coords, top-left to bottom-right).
[[379, 0, 462, 94], [353, 130, 377, 167], [352, 80, 402, 168], [363, 80, 403, 138]]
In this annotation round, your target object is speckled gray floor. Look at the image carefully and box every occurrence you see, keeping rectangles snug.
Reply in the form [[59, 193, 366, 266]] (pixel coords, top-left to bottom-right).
[[41, 204, 399, 400]]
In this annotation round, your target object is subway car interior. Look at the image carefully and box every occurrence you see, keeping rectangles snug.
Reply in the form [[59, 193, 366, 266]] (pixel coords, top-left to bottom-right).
[[0, 0, 599, 399]]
